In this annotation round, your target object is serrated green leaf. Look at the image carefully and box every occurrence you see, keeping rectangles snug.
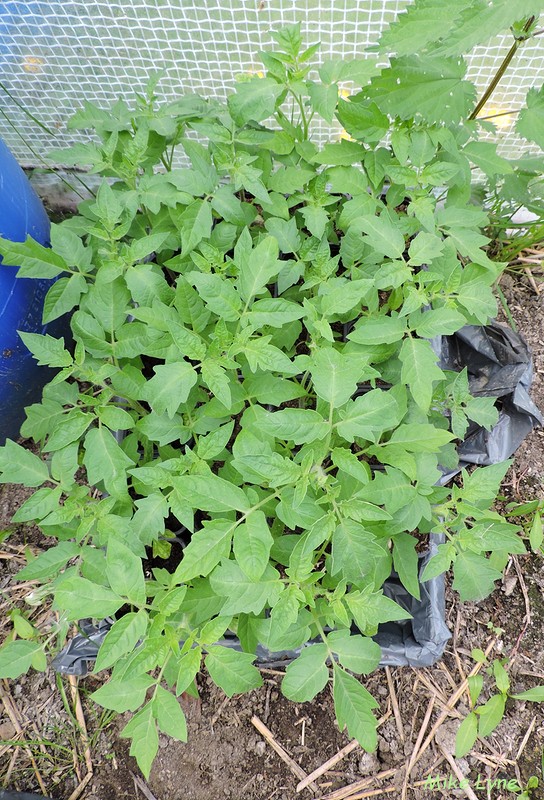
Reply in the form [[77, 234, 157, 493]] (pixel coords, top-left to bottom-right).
[[300, 204, 329, 239], [464, 397, 499, 431], [434, 1, 544, 58], [197, 422, 234, 461], [171, 474, 249, 513], [331, 520, 386, 584], [152, 685, 187, 741], [210, 561, 282, 616], [42, 273, 87, 323], [120, 702, 158, 780], [95, 611, 148, 672], [205, 646, 263, 696], [0, 441, 49, 487], [463, 141, 513, 177], [336, 389, 401, 443], [187, 271, 241, 321], [0, 640, 42, 679], [45, 410, 95, 451], [106, 538, 146, 605], [333, 665, 378, 751], [228, 78, 284, 125], [408, 232, 445, 266], [377, 0, 470, 57], [337, 98, 390, 144], [83, 426, 134, 497], [347, 587, 411, 636], [461, 461, 511, 508], [420, 543, 455, 583], [388, 423, 454, 452], [308, 81, 338, 123], [348, 315, 407, 345], [358, 215, 405, 259], [93, 676, 154, 720], [420, 161, 461, 186], [18, 541, 79, 579], [238, 235, 281, 302], [173, 519, 234, 582], [12, 486, 63, 523], [233, 510, 273, 581], [392, 533, 421, 600], [53, 575, 124, 619], [201, 360, 232, 409], [143, 362, 198, 418], [327, 631, 381, 675], [452, 552, 503, 601], [365, 55, 476, 125], [0, 235, 68, 278], [282, 644, 329, 702], [258, 408, 330, 444], [18, 332, 72, 368], [517, 85, 544, 150], [309, 348, 362, 408], [176, 647, 202, 695], [399, 337, 445, 412]]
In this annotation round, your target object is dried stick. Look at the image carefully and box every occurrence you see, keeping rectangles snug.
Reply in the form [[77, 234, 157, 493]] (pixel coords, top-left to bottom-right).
[[0, 682, 48, 795], [2, 747, 20, 788], [385, 667, 404, 742], [509, 557, 531, 659], [68, 674, 93, 776], [210, 694, 231, 726], [407, 639, 496, 774], [297, 739, 360, 792], [417, 671, 449, 706], [66, 770, 93, 800], [401, 695, 435, 800], [131, 771, 160, 800], [251, 715, 319, 794], [524, 266, 541, 295], [317, 769, 397, 800], [515, 716, 537, 761], [438, 745, 479, 800], [329, 781, 433, 800]]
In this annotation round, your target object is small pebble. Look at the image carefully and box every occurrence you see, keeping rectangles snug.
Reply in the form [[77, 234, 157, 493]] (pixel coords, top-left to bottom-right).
[[358, 751, 379, 775], [255, 740, 266, 756]]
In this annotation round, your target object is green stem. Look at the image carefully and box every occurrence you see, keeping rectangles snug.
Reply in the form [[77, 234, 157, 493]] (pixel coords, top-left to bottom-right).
[[469, 16, 536, 120], [312, 615, 334, 660]]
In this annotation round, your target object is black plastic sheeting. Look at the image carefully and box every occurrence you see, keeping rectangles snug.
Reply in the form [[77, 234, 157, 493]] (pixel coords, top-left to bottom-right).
[[440, 322, 542, 477], [50, 322, 541, 677], [0, 794, 53, 800]]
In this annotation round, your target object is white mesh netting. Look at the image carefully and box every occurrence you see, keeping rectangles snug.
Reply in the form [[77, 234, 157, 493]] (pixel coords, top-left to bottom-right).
[[0, 0, 542, 166]]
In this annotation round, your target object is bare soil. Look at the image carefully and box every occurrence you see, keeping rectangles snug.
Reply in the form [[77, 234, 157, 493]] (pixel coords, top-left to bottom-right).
[[1, 273, 544, 800]]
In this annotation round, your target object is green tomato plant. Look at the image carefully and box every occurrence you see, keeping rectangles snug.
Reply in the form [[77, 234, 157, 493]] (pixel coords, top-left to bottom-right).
[[0, 2, 543, 777]]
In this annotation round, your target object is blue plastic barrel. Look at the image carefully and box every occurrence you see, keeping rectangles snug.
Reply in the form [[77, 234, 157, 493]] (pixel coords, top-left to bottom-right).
[[0, 135, 64, 444]]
